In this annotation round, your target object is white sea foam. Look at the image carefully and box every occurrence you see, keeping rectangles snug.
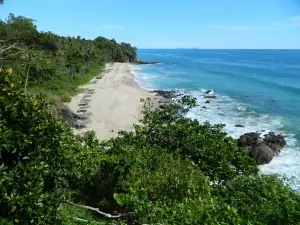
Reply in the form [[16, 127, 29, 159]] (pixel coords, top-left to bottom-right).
[[129, 64, 154, 90]]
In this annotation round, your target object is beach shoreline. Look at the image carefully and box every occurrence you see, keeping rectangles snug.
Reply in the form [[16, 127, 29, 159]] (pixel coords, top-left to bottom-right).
[[67, 62, 161, 141]]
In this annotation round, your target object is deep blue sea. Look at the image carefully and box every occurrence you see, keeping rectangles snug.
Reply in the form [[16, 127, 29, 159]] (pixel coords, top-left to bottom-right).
[[131, 49, 300, 189]]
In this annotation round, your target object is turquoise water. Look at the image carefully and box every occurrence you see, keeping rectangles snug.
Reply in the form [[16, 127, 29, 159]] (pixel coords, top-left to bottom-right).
[[131, 49, 300, 188]]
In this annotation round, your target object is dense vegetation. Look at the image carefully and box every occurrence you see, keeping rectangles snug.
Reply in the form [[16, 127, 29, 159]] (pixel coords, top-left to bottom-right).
[[1, 8, 300, 225], [1, 69, 300, 224], [0, 13, 137, 103]]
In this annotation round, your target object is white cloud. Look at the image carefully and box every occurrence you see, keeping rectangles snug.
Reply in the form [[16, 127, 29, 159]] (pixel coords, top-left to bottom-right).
[[208, 25, 270, 31], [101, 25, 123, 29], [290, 16, 300, 27]]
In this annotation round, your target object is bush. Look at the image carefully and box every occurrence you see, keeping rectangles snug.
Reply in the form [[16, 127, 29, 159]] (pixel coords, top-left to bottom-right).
[[114, 97, 258, 184], [0, 72, 103, 224], [112, 147, 213, 224], [57, 89, 72, 102], [0, 72, 71, 223], [216, 175, 300, 224]]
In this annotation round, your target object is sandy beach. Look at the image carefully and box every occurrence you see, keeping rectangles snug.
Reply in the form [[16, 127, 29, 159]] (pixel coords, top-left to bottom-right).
[[67, 63, 158, 141]]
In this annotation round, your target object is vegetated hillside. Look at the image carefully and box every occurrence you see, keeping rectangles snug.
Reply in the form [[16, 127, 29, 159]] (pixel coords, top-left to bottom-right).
[[1, 69, 300, 224], [0, 14, 137, 103]]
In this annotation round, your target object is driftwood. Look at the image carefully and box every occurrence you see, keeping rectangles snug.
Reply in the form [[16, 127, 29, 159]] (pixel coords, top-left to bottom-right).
[[63, 200, 163, 225], [63, 200, 122, 218]]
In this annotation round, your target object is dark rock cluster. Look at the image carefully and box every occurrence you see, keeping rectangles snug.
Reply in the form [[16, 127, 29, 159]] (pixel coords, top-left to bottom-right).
[[238, 132, 286, 165]]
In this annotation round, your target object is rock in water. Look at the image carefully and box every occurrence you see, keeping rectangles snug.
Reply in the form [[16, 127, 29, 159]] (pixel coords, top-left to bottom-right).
[[237, 132, 286, 165], [235, 124, 245, 128], [204, 96, 216, 99], [133, 60, 160, 65], [150, 90, 176, 99], [250, 142, 276, 165], [205, 89, 214, 94]]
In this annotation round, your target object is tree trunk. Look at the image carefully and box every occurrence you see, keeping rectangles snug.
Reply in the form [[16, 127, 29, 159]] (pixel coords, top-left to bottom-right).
[[25, 64, 30, 89]]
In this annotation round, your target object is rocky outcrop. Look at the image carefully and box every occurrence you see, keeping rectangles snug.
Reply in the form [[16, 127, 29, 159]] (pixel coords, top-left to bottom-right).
[[150, 90, 176, 99], [133, 60, 159, 65], [205, 89, 214, 94], [238, 132, 286, 165], [55, 107, 79, 127]]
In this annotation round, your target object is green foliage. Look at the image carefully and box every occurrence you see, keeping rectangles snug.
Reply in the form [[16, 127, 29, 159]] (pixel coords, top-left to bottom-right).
[[58, 203, 102, 225], [0, 72, 71, 223], [57, 89, 72, 102], [216, 175, 300, 224], [111, 147, 214, 224], [0, 72, 104, 224], [117, 97, 258, 184]]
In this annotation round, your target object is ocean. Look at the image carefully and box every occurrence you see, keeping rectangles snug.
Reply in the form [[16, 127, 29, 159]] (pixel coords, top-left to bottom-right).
[[131, 49, 300, 189]]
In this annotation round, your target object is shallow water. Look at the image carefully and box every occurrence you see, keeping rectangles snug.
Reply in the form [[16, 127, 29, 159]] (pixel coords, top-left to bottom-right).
[[132, 49, 300, 189]]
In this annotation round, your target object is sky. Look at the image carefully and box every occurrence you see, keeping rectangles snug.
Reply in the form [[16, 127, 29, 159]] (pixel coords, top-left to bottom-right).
[[0, 0, 300, 49]]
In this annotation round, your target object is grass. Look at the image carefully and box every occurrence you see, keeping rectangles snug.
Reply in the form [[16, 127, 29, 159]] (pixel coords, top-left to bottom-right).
[[28, 63, 105, 106], [58, 203, 107, 224]]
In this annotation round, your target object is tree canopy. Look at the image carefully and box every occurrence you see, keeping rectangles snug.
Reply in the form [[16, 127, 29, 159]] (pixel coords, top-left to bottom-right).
[[0, 14, 137, 102]]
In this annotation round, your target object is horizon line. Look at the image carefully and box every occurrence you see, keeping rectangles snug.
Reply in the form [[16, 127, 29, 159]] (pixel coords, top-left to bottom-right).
[[136, 48, 300, 50]]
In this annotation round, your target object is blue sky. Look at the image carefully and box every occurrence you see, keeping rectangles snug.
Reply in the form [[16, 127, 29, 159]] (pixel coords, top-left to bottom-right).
[[1, 0, 300, 49]]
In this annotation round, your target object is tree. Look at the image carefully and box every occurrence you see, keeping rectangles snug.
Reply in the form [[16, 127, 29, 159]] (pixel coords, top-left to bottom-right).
[[0, 40, 25, 68]]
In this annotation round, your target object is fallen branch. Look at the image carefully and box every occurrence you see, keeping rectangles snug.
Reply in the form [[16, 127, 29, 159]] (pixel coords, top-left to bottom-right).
[[62, 200, 122, 218], [63, 200, 163, 225]]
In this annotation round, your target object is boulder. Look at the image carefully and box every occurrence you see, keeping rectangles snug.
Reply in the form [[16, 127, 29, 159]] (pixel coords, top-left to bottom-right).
[[205, 100, 210, 104], [202, 106, 207, 109], [237, 132, 286, 165], [250, 142, 276, 165], [235, 124, 245, 128], [238, 132, 261, 147], [263, 132, 286, 154]]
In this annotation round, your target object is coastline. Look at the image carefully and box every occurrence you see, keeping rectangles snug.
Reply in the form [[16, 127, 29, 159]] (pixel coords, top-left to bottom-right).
[[67, 62, 161, 141]]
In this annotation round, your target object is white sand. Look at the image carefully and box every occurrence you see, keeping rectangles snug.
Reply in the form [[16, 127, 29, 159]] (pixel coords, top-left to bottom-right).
[[67, 63, 157, 141]]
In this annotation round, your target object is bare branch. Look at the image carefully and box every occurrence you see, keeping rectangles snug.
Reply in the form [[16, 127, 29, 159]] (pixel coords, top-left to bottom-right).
[[62, 200, 122, 218], [0, 43, 23, 55], [0, 41, 26, 60]]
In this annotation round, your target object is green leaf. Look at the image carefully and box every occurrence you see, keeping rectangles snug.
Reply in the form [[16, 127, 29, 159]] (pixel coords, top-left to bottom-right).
[[11, 206, 16, 212], [231, 207, 237, 214]]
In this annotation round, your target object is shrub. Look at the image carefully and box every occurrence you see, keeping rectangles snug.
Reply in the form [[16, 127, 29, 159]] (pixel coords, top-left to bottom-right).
[[57, 89, 72, 102], [216, 175, 300, 224], [0, 71, 103, 224]]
